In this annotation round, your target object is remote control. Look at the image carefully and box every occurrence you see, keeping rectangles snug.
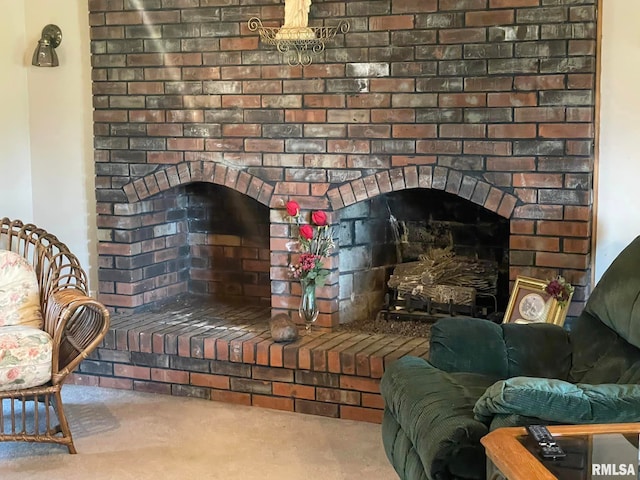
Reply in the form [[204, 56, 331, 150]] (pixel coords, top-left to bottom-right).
[[526, 425, 566, 460]]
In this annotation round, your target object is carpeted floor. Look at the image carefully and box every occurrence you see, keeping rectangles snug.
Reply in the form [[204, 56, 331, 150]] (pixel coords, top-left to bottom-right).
[[0, 385, 397, 480]]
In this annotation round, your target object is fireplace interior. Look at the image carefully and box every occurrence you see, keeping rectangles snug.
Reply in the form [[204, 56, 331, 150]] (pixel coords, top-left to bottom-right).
[[338, 188, 510, 324], [186, 183, 271, 305]]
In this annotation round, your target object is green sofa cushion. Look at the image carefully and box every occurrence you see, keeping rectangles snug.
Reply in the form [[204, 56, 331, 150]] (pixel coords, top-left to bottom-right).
[[429, 317, 571, 380], [473, 376, 640, 424]]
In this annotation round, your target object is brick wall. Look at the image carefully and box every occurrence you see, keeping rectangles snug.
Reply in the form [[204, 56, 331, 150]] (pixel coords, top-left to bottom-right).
[[90, 0, 597, 328]]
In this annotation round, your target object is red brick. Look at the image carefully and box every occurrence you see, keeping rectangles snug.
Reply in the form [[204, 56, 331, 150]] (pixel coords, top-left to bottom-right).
[[537, 221, 590, 237], [327, 140, 370, 154], [514, 75, 565, 91], [221, 95, 261, 109], [191, 373, 230, 390], [417, 140, 462, 154], [488, 92, 537, 107], [466, 10, 514, 27], [568, 74, 594, 90], [304, 95, 346, 108], [340, 406, 383, 423], [151, 368, 189, 384], [94, 110, 128, 122], [539, 124, 593, 139], [245, 139, 284, 152], [513, 173, 563, 188], [484, 187, 504, 213], [339, 376, 380, 393], [222, 124, 261, 137], [316, 387, 361, 405], [564, 206, 591, 222], [347, 94, 390, 109], [487, 157, 535, 171], [511, 235, 560, 252], [370, 15, 414, 31], [488, 124, 536, 138], [164, 53, 202, 66], [536, 252, 589, 270], [220, 37, 259, 51], [130, 110, 165, 122], [439, 93, 486, 108], [273, 382, 316, 400], [285, 109, 327, 123], [511, 220, 535, 235], [114, 364, 150, 380], [211, 390, 252, 406], [393, 124, 437, 138], [362, 393, 385, 409], [167, 138, 204, 151], [464, 141, 511, 156], [371, 109, 415, 123], [563, 238, 590, 254], [253, 395, 294, 412]]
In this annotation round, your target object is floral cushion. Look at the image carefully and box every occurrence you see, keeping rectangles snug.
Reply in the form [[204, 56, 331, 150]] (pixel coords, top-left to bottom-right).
[[0, 326, 52, 391], [0, 250, 43, 328]]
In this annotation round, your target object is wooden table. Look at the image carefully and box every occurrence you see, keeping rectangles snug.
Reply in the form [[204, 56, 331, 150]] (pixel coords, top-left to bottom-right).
[[481, 423, 640, 480]]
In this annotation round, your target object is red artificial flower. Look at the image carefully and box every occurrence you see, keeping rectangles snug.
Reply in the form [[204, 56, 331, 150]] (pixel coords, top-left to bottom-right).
[[299, 224, 314, 240], [286, 200, 300, 217], [299, 252, 318, 272], [311, 210, 327, 226]]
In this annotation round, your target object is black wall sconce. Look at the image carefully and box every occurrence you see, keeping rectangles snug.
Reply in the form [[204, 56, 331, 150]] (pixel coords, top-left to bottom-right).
[[32, 24, 62, 67]]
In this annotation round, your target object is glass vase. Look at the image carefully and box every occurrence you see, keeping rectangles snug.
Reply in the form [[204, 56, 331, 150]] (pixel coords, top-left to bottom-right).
[[299, 278, 319, 333]]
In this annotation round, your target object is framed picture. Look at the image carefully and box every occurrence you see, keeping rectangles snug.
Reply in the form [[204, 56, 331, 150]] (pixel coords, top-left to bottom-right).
[[503, 276, 572, 326]]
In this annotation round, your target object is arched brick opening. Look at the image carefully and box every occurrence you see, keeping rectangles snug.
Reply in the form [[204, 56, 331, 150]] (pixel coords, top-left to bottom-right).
[[98, 163, 273, 311], [122, 161, 274, 207]]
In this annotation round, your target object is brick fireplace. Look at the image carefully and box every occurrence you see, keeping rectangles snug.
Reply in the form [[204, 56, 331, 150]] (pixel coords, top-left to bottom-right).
[[91, 0, 596, 329]]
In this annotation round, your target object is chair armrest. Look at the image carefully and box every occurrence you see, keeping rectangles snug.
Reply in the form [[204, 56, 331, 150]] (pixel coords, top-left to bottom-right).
[[429, 317, 571, 379], [474, 377, 640, 424], [43, 288, 110, 384]]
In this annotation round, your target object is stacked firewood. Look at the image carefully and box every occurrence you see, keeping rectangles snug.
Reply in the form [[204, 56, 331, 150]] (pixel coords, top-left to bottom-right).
[[387, 248, 498, 306]]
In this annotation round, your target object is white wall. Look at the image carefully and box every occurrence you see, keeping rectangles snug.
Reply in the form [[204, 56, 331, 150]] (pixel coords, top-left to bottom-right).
[[0, 1, 33, 221], [0, 1, 96, 291], [24, 1, 97, 290], [596, 0, 640, 279]]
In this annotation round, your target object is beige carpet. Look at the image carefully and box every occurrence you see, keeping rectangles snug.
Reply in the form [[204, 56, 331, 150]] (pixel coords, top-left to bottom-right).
[[0, 385, 397, 480]]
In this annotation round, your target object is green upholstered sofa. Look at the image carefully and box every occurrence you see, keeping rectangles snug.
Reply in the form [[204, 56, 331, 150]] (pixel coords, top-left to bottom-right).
[[380, 236, 640, 480]]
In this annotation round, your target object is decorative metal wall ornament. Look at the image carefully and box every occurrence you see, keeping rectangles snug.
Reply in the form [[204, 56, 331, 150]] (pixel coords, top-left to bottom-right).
[[248, 18, 349, 66]]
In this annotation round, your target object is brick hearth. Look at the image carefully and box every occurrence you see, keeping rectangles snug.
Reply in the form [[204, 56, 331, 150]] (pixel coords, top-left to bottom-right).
[[69, 297, 430, 423]]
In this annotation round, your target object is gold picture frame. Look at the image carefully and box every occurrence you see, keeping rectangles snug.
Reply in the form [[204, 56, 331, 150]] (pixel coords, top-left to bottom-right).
[[503, 276, 572, 326]]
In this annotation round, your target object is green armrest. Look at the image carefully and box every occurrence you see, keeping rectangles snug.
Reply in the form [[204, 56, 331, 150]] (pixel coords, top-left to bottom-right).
[[429, 317, 571, 379], [474, 376, 640, 424]]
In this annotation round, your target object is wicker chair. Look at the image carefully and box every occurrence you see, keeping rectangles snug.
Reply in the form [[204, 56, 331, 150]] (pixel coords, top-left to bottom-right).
[[0, 218, 110, 453]]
